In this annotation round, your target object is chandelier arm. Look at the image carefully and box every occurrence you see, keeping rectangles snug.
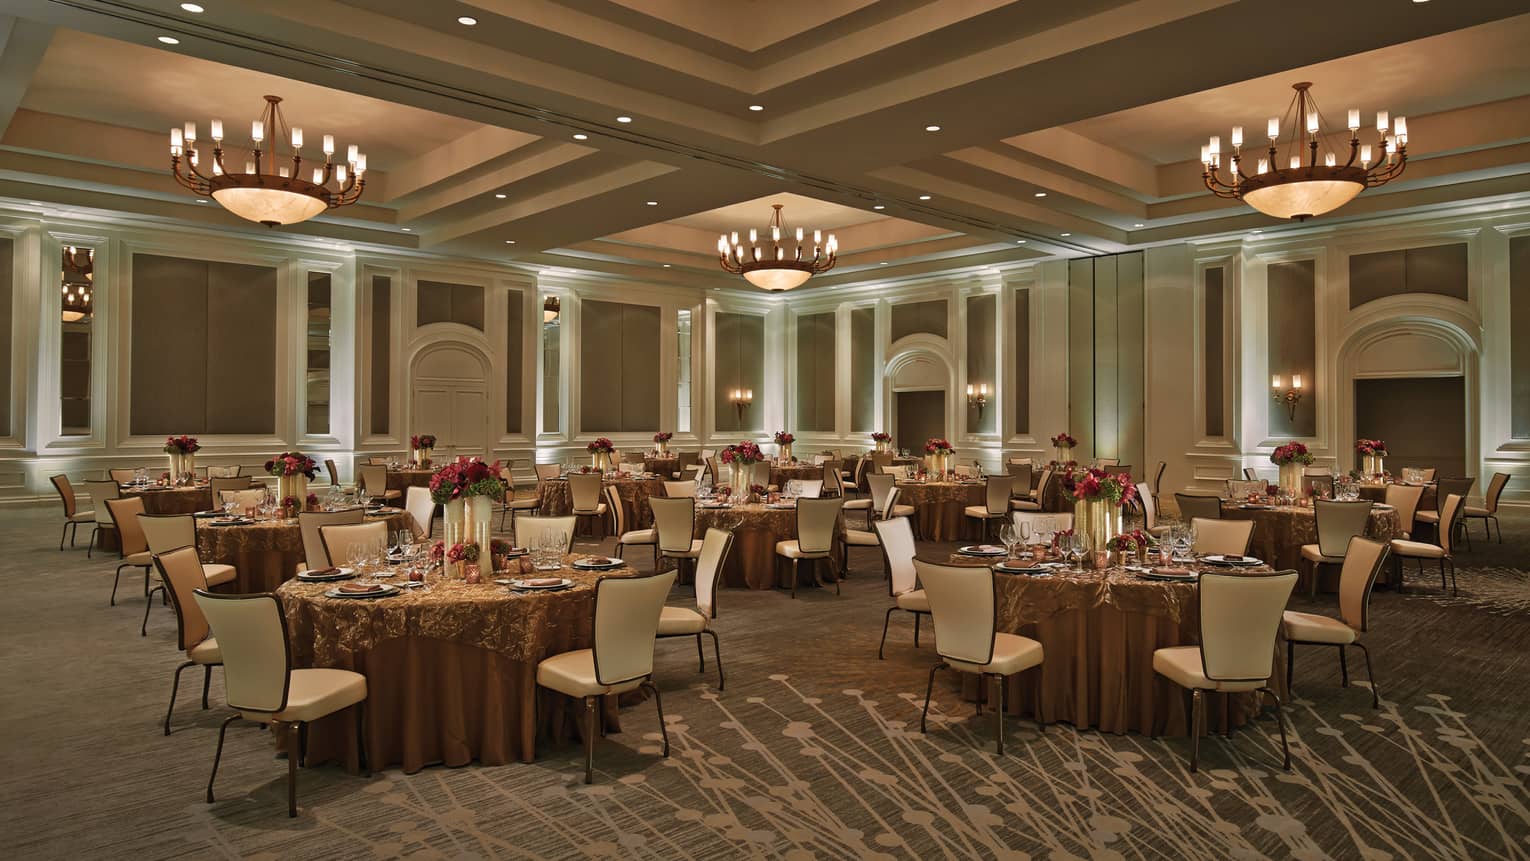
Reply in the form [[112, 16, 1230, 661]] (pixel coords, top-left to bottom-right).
[[1342, 137, 1359, 169]]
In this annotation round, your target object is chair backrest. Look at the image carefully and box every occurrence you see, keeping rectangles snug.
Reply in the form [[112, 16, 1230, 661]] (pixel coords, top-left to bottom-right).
[[193, 591, 291, 714], [785, 479, 816, 498], [404, 486, 435, 538], [324, 459, 340, 486], [139, 513, 195, 555], [663, 480, 697, 498], [615, 461, 636, 475], [1198, 570, 1296, 682], [156, 545, 212, 652], [1152, 461, 1167, 496], [748, 461, 771, 489], [676, 451, 699, 471], [914, 560, 996, 666], [648, 497, 696, 553], [983, 475, 1010, 515], [105, 497, 149, 556], [516, 515, 576, 552], [1243, 467, 1257, 480], [1337, 537, 1388, 633], [85, 480, 121, 525], [109, 468, 136, 485], [873, 516, 917, 596], [694, 528, 733, 619], [867, 473, 896, 513], [366, 456, 390, 465], [1008, 463, 1033, 496], [820, 461, 840, 496], [297, 508, 364, 570], [220, 489, 266, 512], [1227, 479, 1265, 499], [706, 455, 723, 486], [51, 474, 79, 517], [568, 473, 603, 513], [1096, 458, 1120, 467], [1191, 516, 1254, 555], [208, 465, 244, 478], [210, 476, 254, 497], [1438, 493, 1464, 556], [1434, 477, 1474, 512], [592, 570, 678, 686], [359, 465, 388, 497], [1312, 499, 1372, 557], [1482, 472, 1510, 513], [852, 456, 869, 485], [1302, 465, 1329, 476], [1383, 483, 1424, 536], [1176, 493, 1222, 522], [534, 463, 562, 487], [1420, 468, 1437, 481], [953, 464, 977, 478], [796, 497, 843, 553], [1012, 511, 1073, 534], [319, 521, 386, 567], [876, 487, 903, 521], [624, 450, 645, 464], [604, 485, 627, 534], [1303, 474, 1335, 499], [1136, 482, 1157, 529]]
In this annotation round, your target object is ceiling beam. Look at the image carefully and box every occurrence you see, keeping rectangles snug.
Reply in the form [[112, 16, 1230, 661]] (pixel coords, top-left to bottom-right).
[[0, 16, 53, 138]]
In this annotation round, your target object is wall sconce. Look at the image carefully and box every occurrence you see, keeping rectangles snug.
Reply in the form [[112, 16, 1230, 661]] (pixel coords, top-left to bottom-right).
[[1271, 373, 1304, 421], [729, 387, 753, 420], [965, 382, 989, 419]]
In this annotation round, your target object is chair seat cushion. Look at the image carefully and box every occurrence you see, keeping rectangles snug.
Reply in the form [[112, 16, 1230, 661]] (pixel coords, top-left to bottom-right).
[[889, 504, 916, 518], [506, 497, 540, 510], [842, 529, 879, 546], [122, 550, 153, 566], [1147, 525, 1171, 537], [188, 636, 221, 665], [1389, 538, 1445, 558], [1299, 544, 1343, 565], [382, 490, 402, 500], [69, 510, 95, 522], [947, 632, 1044, 676], [1414, 511, 1439, 524], [619, 528, 656, 545], [202, 564, 237, 587], [1010, 500, 1042, 511], [657, 605, 707, 635], [894, 588, 928, 613], [662, 539, 705, 559], [1463, 505, 1491, 517], [964, 505, 1003, 519], [536, 648, 646, 697], [242, 668, 367, 723], [775, 539, 829, 559], [572, 503, 609, 516], [1152, 645, 1265, 692], [1281, 611, 1357, 645], [843, 499, 873, 510]]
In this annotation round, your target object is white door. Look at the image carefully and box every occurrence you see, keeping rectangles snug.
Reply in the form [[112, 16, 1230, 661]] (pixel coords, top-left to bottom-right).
[[410, 346, 489, 460]]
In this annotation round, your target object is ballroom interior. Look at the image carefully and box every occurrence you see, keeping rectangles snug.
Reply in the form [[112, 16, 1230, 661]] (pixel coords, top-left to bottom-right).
[[2, 2, 1529, 859]]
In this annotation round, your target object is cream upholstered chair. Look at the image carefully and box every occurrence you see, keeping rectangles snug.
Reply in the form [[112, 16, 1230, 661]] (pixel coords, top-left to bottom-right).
[[536, 570, 677, 784], [209, 476, 255, 498], [194, 590, 368, 817], [1283, 537, 1390, 708], [358, 464, 401, 502], [795, 479, 824, 498], [104, 497, 154, 606], [1136, 482, 1169, 538], [1415, 476, 1472, 541], [324, 460, 341, 487], [842, 487, 902, 571], [108, 467, 136, 485], [776, 497, 844, 598], [608, 485, 656, 566], [84, 478, 122, 558], [1012, 511, 1073, 539], [499, 473, 542, 531], [842, 464, 873, 514], [567, 472, 608, 536], [515, 515, 577, 553], [1007, 463, 1033, 506], [220, 488, 266, 512], [873, 515, 927, 659], [1153, 569, 1297, 772], [965, 475, 1013, 539], [366, 456, 390, 465], [1097, 457, 1120, 467], [1298, 499, 1374, 597], [156, 545, 224, 734], [747, 461, 772, 491], [1390, 493, 1464, 595], [1463, 472, 1509, 544], [139, 514, 236, 635], [662, 480, 697, 498], [674, 450, 699, 480], [650, 497, 702, 579], [297, 508, 363, 570], [866, 473, 912, 521], [534, 463, 562, 486], [1151, 461, 1167, 503], [953, 465, 977, 478], [404, 486, 435, 539], [208, 465, 243, 479], [705, 455, 724, 488], [1303, 473, 1335, 499], [872, 451, 894, 473], [915, 559, 1045, 754], [820, 462, 842, 497], [1243, 467, 1258, 480], [50, 474, 94, 550], [656, 528, 733, 689], [1191, 516, 1255, 556], [1383, 483, 1424, 541], [1419, 467, 1438, 481], [1012, 467, 1053, 512], [319, 521, 387, 568], [1176, 492, 1223, 522]]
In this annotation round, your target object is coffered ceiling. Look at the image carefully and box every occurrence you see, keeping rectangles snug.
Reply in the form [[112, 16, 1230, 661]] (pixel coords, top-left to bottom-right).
[[1, 0, 1527, 292]]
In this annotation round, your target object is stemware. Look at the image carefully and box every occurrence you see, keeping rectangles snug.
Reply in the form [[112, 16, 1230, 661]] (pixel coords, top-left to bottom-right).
[[1017, 520, 1033, 547], [1069, 532, 1086, 572], [998, 523, 1017, 559]]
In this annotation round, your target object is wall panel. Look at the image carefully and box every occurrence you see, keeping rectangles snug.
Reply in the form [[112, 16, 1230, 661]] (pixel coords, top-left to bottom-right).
[[965, 294, 996, 434], [0, 237, 10, 437], [795, 311, 835, 432], [1349, 243, 1468, 309], [1204, 267, 1225, 438], [1512, 235, 1530, 438], [580, 299, 660, 432], [504, 288, 523, 434], [1013, 288, 1030, 435], [890, 299, 947, 341], [850, 307, 875, 433], [417, 280, 484, 330], [714, 312, 763, 433], [1267, 259, 1316, 437], [370, 275, 391, 436]]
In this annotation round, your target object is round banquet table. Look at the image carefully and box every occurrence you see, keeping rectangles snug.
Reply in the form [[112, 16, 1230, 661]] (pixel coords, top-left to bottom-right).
[[692, 501, 844, 590], [537, 474, 665, 533], [278, 557, 637, 774], [196, 509, 414, 592], [770, 463, 824, 488], [944, 554, 1286, 735], [643, 455, 679, 477], [896, 480, 985, 542], [385, 468, 435, 495], [123, 484, 215, 515], [1356, 482, 1436, 511], [1218, 502, 1401, 593]]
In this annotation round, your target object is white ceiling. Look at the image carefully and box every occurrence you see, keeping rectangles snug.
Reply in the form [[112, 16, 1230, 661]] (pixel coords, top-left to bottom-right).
[[669, 193, 887, 234]]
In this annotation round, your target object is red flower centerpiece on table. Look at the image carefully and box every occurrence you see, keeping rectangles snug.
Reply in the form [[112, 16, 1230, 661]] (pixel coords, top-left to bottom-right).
[[587, 437, 615, 454], [163, 435, 200, 454], [428, 457, 505, 505], [1356, 438, 1388, 456], [410, 434, 437, 451], [720, 440, 765, 465], [871, 432, 892, 443], [653, 432, 673, 443], [773, 431, 795, 445], [924, 438, 954, 454], [1065, 467, 1138, 507], [265, 452, 317, 479], [1110, 530, 1151, 552], [1270, 442, 1315, 466], [1050, 433, 1077, 449]]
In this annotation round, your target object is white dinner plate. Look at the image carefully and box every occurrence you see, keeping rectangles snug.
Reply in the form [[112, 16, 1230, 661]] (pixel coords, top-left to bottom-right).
[[958, 545, 1008, 557], [571, 558, 624, 570], [209, 518, 252, 526], [324, 583, 400, 599], [1200, 554, 1262, 567], [297, 566, 354, 582], [505, 578, 573, 590]]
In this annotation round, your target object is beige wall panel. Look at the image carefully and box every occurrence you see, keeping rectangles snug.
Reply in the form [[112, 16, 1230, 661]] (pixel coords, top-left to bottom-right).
[[850, 307, 875, 433], [204, 260, 277, 434], [1013, 288, 1030, 435], [0, 237, 11, 437], [1267, 259, 1317, 438], [505, 288, 523, 434], [1204, 267, 1225, 438], [129, 254, 208, 435], [370, 275, 391, 436], [966, 294, 996, 434], [890, 299, 948, 341]]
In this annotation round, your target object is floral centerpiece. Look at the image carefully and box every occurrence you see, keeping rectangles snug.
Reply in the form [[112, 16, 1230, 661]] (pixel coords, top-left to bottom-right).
[[587, 437, 616, 472], [720, 440, 765, 498], [163, 435, 200, 483], [653, 431, 674, 455], [265, 452, 317, 513], [774, 431, 796, 462], [1356, 438, 1388, 479], [870, 431, 892, 452], [1110, 529, 1151, 564], [1270, 441, 1315, 497], [1065, 467, 1138, 558], [430, 457, 504, 569], [1050, 432, 1078, 465], [924, 438, 955, 476], [409, 434, 437, 467]]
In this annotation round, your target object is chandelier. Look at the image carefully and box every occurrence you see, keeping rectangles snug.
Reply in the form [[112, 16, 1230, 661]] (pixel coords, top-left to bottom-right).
[[61, 246, 93, 323], [170, 95, 367, 227], [717, 204, 838, 291], [1201, 82, 1408, 221]]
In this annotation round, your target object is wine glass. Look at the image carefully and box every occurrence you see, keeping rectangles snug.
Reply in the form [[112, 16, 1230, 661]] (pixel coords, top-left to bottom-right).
[[1069, 532, 1086, 572], [1017, 520, 1033, 552], [998, 523, 1017, 559]]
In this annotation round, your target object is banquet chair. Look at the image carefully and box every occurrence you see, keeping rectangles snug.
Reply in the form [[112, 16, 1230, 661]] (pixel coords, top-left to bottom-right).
[[155, 545, 224, 734], [109, 468, 137, 485], [608, 485, 656, 567], [839, 468, 873, 518], [1382, 484, 1424, 541], [323, 459, 341, 488], [1013, 467, 1054, 512], [220, 489, 266, 513], [1151, 461, 1167, 503], [1007, 463, 1033, 502], [1416, 477, 1473, 548], [139, 514, 237, 635], [84, 479, 122, 558], [623, 450, 646, 464], [1463, 473, 1509, 543], [298, 508, 364, 570], [650, 497, 702, 580], [103, 497, 154, 606], [872, 451, 894, 473], [1390, 493, 1464, 595], [1419, 468, 1438, 481], [674, 451, 699, 480], [842, 487, 902, 572], [873, 515, 927, 658], [1299, 499, 1374, 597], [515, 516, 577, 553], [208, 465, 243, 478], [795, 479, 824, 498], [776, 497, 845, 598], [209, 477, 255, 498], [1136, 482, 1170, 538], [534, 463, 562, 485], [745, 461, 770, 491], [1152, 569, 1296, 772], [195, 590, 368, 817], [568, 472, 609, 537], [51, 474, 94, 550], [358, 465, 402, 503], [1303, 474, 1335, 499], [318, 521, 387, 569], [1012, 511, 1073, 540], [867, 473, 914, 523], [535, 569, 675, 784], [498, 475, 541, 531], [705, 456, 724, 488], [1283, 537, 1390, 708], [1175, 493, 1222, 522], [404, 486, 435, 539], [965, 476, 1013, 540], [656, 528, 733, 689], [1190, 517, 1255, 556], [1096, 458, 1120, 467], [819, 462, 844, 497], [953, 465, 977, 478], [1243, 467, 1258, 481], [663, 480, 697, 498], [915, 559, 1046, 754]]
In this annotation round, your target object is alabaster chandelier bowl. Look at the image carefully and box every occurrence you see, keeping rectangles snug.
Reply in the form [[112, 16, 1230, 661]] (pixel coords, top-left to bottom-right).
[[61, 245, 93, 323], [718, 204, 837, 291]]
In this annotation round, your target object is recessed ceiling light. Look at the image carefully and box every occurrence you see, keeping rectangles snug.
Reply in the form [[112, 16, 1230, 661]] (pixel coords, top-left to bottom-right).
[[457, 16, 478, 26], [179, 3, 204, 12], [401, 227, 412, 232], [504, 240, 515, 244], [195, 198, 207, 203], [1252, 228, 1263, 234], [645, 200, 658, 206], [617, 116, 633, 123], [494, 193, 507, 199], [918, 194, 932, 201], [1133, 222, 1144, 227], [662, 264, 671, 268], [872, 204, 885, 210], [748, 105, 764, 112], [157, 35, 180, 44], [925, 125, 941, 132], [1015, 240, 1026, 244], [1033, 192, 1047, 198], [1059, 232, 1071, 237], [572, 133, 589, 140]]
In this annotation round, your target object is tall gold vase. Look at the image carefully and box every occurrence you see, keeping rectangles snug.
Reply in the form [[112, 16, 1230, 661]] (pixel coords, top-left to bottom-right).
[[1074, 497, 1122, 553], [1278, 463, 1302, 497], [1362, 455, 1384, 479], [592, 451, 611, 473]]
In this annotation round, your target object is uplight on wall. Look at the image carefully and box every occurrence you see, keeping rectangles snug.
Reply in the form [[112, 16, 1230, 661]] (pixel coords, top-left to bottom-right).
[[1271, 373, 1304, 420]]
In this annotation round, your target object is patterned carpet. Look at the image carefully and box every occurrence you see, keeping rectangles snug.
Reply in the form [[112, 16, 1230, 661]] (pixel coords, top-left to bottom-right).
[[2, 505, 1527, 860]]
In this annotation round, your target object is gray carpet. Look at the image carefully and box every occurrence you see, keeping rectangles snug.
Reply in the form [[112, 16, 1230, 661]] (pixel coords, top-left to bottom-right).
[[2, 505, 1527, 860]]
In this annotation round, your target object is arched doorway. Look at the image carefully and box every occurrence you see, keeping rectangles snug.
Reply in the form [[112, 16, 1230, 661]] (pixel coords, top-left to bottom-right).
[[409, 342, 490, 460], [884, 336, 957, 453]]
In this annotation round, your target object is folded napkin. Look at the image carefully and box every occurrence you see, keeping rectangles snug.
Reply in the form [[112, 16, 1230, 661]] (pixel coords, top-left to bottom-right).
[[1220, 555, 1247, 562], [338, 582, 384, 593], [998, 562, 1039, 571], [583, 557, 613, 565], [1154, 567, 1193, 576], [973, 545, 1004, 553], [523, 577, 564, 587], [304, 567, 340, 577]]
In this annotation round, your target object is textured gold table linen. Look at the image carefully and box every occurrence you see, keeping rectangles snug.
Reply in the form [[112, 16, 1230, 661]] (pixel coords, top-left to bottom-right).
[[384, 469, 434, 495], [537, 475, 665, 533], [896, 480, 985, 542], [196, 511, 413, 592], [693, 502, 843, 590], [124, 485, 215, 516], [1219, 503, 1401, 591]]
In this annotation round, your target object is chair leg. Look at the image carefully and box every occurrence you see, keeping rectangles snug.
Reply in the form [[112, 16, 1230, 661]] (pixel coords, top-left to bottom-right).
[[583, 696, 596, 784], [1338, 645, 1350, 688], [994, 673, 1006, 755], [59, 522, 68, 551], [920, 662, 946, 733], [287, 722, 301, 817], [1286, 640, 1295, 692], [206, 713, 240, 803], [615, 541, 624, 560], [1354, 641, 1380, 708], [88, 526, 98, 558], [1448, 559, 1457, 596], [1262, 687, 1293, 771], [164, 660, 193, 735], [695, 633, 705, 672], [877, 607, 895, 659], [643, 680, 670, 757], [202, 665, 213, 709], [790, 559, 798, 599], [705, 629, 724, 690], [140, 588, 160, 636], [110, 564, 127, 606], [1190, 689, 1204, 773]]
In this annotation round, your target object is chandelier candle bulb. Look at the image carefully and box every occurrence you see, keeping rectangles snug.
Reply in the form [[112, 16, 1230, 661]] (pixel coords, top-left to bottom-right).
[[335, 165, 347, 183], [291, 127, 302, 148], [171, 127, 183, 147], [355, 153, 366, 174], [1268, 117, 1280, 139], [347, 144, 358, 163], [1290, 156, 1300, 169], [251, 120, 263, 142], [210, 119, 223, 140], [184, 121, 196, 142], [1306, 111, 1319, 133], [1258, 158, 1269, 174], [1361, 145, 1372, 165], [1231, 126, 1243, 147], [1209, 135, 1220, 155], [1376, 111, 1388, 131], [1348, 109, 1360, 130], [1394, 116, 1407, 141], [1325, 153, 1336, 167], [322, 134, 334, 154]]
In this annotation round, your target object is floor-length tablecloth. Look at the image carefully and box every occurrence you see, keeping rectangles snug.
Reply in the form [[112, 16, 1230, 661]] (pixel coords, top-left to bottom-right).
[[692, 502, 844, 590], [123, 485, 214, 515], [537, 475, 666, 533], [197, 511, 414, 592], [385, 469, 435, 496], [1219, 503, 1401, 592], [644, 456, 680, 477], [896, 480, 985, 541], [770, 464, 825, 489]]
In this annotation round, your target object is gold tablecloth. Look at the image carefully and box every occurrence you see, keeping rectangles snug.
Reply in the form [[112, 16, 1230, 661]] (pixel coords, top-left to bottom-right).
[[693, 502, 843, 590], [770, 464, 825, 488], [644, 456, 680, 477], [385, 469, 435, 495], [537, 475, 666, 533], [196, 511, 414, 592], [896, 480, 986, 541], [278, 557, 637, 773], [1219, 503, 1401, 591], [124, 485, 214, 515], [942, 555, 1285, 735], [1357, 482, 1436, 511]]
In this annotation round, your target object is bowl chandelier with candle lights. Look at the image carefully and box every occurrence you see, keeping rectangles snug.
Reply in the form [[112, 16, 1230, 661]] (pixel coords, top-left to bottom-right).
[[170, 95, 367, 227], [717, 204, 838, 291], [1201, 82, 1408, 221], [61, 245, 93, 323]]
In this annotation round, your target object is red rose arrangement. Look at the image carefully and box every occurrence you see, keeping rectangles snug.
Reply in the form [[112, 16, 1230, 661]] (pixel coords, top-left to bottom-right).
[[1065, 467, 1138, 507], [924, 438, 954, 453], [1356, 439, 1388, 456], [445, 542, 480, 563], [1050, 433, 1077, 448], [163, 435, 200, 454], [773, 431, 795, 445], [720, 440, 765, 465], [410, 434, 437, 450], [1270, 442, 1315, 466], [870, 432, 892, 443], [265, 452, 317, 479], [428, 457, 505, 505], [305, 493, 319, 509], [749, 484, 767, 496], [587, 437, 615, 454], [1110, 530, 1151, 552], [653, 432, 673, 443]]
